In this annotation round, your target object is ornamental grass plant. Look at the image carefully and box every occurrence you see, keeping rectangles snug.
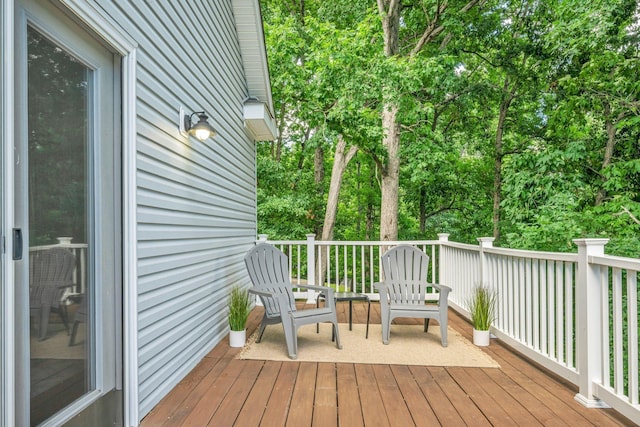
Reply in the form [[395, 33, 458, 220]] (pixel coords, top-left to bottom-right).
[[467, 286, 497, 331], [228, 285, 251, 331]]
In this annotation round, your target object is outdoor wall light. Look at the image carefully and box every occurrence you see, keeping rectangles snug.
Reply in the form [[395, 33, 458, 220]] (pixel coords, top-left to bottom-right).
[[184, 111, 217, 141]]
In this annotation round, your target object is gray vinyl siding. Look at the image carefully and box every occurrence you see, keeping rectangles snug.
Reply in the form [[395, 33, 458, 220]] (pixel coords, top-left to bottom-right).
[[97, 1, 258, 419]]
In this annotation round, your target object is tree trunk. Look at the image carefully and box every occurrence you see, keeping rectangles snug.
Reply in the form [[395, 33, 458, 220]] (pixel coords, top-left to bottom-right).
[[313, 145, 325, 236], [419, 188, 426, 234], [595, 101, 616, 206], [317, 135, 358, 286], [376, 0, 482, 242], [493, 78, 516, 242], [378, 1, 401, 241]]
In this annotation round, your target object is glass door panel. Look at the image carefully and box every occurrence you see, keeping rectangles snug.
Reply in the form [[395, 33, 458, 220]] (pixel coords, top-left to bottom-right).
[[26, 26, 93, 426]]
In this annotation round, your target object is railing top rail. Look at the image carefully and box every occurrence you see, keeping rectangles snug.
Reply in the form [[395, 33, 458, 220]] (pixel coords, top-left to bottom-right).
[[29, 243, 88, 251], [263, 240, 307, 245], [312, 240, 439, 246], [261, 239, 440, 247], [483, 246, 578, 262], [590, 254, 640, 271], [440, 241, 479, 251]]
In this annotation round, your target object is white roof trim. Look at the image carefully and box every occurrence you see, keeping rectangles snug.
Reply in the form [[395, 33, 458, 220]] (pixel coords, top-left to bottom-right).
[[232, 0, 277, 140]]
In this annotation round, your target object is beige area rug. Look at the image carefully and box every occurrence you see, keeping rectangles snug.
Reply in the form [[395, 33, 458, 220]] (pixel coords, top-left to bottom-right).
[[239, 323, 500, 368], [30, 324, 86, 360]]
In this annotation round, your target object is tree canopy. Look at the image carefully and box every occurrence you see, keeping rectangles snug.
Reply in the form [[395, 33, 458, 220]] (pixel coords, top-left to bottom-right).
[[257, 0, 640, 256]]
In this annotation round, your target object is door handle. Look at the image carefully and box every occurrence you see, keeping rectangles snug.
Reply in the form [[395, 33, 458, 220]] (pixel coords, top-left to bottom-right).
[[12, 228, 23, 260]]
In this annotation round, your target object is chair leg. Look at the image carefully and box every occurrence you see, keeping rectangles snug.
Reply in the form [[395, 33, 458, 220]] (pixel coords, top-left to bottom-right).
[[69, 321, 80, 346], [365, 300, 371, 339], [283, 315, 298, 359], [59, 305, 70, 335], [256, 323, 267, 343], [424, 318, 430, 333], [38, 306, 51, 341], [332, 312, 342, 350], [440, 318, 448, 347], [381, 309, 390, 345]]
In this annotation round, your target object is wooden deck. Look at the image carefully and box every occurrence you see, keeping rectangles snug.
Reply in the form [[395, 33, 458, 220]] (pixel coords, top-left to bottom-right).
[[141, 303, 635, 426]]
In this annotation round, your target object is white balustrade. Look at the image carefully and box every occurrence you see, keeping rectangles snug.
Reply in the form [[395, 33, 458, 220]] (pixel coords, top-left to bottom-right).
[[257, 233, 640, 421]]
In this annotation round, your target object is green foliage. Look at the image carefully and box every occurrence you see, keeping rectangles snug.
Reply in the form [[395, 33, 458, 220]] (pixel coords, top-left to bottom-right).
[[228, 286, 251, 331], [257, 0, 640, 257], [467, 286, 497, 331]]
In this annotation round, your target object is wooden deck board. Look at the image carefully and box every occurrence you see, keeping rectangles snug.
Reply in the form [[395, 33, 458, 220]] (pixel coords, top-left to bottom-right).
[[312, 363, 338, 427], [355, 364, 390, 427], [388, 365, 440, 427], [259, 362, 299, 427], [336, 363, 364, 427], [285, 361, 317, 427], [233, 360, 281, 426], [403, 366, 464, 426], [141, 303, 635, 427], [373, 364, 416, 427], [427, 366, 493, 426]]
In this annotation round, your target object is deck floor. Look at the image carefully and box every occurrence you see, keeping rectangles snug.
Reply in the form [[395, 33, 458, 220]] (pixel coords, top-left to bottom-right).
[[141, 302, 635, 426]]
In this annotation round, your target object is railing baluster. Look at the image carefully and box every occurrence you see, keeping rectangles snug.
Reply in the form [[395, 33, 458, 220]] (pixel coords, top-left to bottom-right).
[[613, 267, 624, 395], [628, 272, 638, 405]]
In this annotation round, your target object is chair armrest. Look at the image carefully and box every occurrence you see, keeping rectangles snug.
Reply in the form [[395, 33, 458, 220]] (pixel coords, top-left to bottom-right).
[[431, 283, 452, 293], [248, 288, 274, 298], [373, 282, 389, 305], [431, 283, 452, 304], [373, 282, 387, 291], [297, 284, 333, 293], [249, 288, 293, 315], [298, 284, 336, 306]]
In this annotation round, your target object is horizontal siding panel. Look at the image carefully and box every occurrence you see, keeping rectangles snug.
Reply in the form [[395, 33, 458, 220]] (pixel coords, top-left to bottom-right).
[[137, 281, 228, 350], [135, 142, 255, 201], [97, 0, 260, 420], [137, 207, 253, 229], [140, 232, 252, 264], [137, 237, 252, 260], [137, 312, 227, 414], [137, 191, 254, 220], [137, 262, 248, 314], [137, 244, 251, 287], [137, 156, 254, 206], [137, 225, 256, 241], [137, 170, 254, 209]]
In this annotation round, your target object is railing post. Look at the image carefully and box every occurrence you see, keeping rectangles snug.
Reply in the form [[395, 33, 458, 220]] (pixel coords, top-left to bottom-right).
[[257, 234, 268, 242], [306, 234, 316, 303], [477, 237, 495, 286], [438, 233, 449, 285], [573, 238, 610, 408]]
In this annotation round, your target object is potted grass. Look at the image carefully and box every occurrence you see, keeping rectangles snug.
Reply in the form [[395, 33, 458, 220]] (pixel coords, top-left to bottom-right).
[[228, 285, 251, 347], [467, 285, 497, 346]]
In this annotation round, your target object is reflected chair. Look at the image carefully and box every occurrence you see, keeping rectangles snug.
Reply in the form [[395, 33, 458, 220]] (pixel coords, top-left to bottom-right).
[[29, 247, 76, 341], [244, 243, 342, 359], [375, 245, 451, 346], [69, 294, 86, 346]]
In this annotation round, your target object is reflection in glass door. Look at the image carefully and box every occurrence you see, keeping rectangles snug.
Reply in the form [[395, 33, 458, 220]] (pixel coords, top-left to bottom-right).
[[26, 27, 92, 425]]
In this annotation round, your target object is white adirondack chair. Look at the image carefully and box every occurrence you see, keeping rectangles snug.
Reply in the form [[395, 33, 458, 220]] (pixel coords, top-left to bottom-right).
[[244, 243, 342, 359], [375, 245, 452, 346]]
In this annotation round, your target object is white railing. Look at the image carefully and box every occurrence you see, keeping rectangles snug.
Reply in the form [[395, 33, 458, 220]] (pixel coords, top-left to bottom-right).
[[256, 233, 640, 422], [260, 234, 442, 302]]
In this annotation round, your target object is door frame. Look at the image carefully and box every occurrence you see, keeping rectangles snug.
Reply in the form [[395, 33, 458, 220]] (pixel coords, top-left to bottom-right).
[[1, 1, 139, 425]]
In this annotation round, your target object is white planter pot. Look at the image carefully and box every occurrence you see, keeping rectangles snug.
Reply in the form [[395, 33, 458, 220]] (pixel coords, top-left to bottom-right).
[[473, 329, 490, 346], [229, 329, 246, 348]]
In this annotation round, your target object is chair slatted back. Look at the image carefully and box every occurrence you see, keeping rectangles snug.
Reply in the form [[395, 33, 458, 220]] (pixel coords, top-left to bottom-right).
[[244, 244, 296, 318], [381, 245, 429, 305], [29, 248, 76, 308]]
